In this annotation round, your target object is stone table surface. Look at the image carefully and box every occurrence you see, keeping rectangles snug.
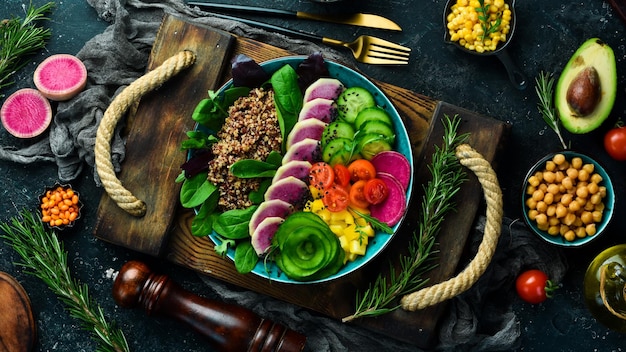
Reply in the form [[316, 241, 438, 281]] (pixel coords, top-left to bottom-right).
[[0, 0, 625, 351]]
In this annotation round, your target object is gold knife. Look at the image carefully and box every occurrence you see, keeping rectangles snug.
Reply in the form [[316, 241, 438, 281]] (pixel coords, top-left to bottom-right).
[[187, 2, 402, 31]]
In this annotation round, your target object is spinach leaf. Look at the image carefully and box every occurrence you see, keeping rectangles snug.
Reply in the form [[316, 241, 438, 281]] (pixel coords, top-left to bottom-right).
[[192, 87, 250, 131], [180, 130, 218, 151], [230, 159, 278, 178], [266, 150, 283, 166], [249, 179, 272, 205], [213, 206, 258, 240], [214, 236, 235, 257], [180, 173, 217, 208], [270, 65, 303, 149], [190, 196, 220, 236], [234, 241, 258, 274]]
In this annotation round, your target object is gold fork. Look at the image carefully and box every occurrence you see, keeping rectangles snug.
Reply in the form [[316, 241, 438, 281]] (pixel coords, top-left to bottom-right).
[[207, 13, 411, 65]]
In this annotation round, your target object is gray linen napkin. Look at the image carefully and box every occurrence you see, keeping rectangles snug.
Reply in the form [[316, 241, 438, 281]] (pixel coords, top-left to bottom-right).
[[0, 0, 568, 350]]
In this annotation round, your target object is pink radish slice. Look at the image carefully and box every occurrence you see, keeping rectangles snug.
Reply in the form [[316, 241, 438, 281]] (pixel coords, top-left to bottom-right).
[[34, 54, 87, 101], [370, 151, 411, 191], [1, 88, 52, 138], [369, 172, 407, 227]]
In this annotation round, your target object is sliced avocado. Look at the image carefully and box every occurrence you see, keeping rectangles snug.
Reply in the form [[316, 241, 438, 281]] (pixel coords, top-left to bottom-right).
[[555, 38, 617, 134]]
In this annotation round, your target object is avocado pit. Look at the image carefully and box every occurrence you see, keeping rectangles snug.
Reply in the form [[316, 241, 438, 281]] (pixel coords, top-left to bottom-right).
[[566, 66, 601, 117]]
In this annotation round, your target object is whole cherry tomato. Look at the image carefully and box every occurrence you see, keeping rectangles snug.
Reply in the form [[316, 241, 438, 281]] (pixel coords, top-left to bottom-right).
[[515, 269, 558, 304], [604, 126, 626, 161], [364, 178, 389, 205]]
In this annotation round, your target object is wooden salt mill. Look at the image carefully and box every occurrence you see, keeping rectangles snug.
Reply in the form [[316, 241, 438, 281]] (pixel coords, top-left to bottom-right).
[[112, 260, 306, 352]]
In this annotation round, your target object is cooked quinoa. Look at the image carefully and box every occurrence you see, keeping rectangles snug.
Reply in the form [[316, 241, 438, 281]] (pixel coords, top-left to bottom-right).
[[207, 88, 282, 211]]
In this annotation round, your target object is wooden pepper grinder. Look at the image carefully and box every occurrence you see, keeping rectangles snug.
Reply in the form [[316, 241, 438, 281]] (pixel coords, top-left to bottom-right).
[[112, 260, 306, 352]]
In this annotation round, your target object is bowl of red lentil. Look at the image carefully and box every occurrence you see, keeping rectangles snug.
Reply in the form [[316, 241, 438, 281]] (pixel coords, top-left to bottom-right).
[[443, 0, 527, 89], [39, 183, 82, 231], [521, 151, 615, 247]]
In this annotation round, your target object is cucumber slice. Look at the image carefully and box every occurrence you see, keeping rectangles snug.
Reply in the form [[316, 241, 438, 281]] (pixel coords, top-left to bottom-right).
[[321, 120, 356, 147], [354, 106, 393, 130], [336, 87, 376, 124], [360, 120, 395, 138], [321, 137, 353, 164], [356, 133, 394, 160]]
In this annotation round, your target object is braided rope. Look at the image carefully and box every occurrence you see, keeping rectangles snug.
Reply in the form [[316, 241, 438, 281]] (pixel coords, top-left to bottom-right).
[[400, 144, 503, 311], [95, 50, 196, 217]]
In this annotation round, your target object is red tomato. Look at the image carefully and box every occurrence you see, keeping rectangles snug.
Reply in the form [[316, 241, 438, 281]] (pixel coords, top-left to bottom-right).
[[333, 164, 352, 188], [349, 180, 371, 209], [364, 178, 389, 205], [515, 269, 557, 304], [347, 159, 376, 182], [309, 162, 334, 190], [604, 126, 626, 161], [323, 185, 350, 212]]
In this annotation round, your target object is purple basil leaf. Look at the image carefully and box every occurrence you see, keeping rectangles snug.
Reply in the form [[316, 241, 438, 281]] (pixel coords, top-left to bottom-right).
[[231, 54, 270, 88], [181, 149, 213, 178], [296, 52, 329, 91]]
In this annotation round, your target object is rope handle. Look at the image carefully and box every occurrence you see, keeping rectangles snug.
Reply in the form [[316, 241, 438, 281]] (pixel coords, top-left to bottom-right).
[[95, 50, 196, 217], [400, 144, 504, 311]]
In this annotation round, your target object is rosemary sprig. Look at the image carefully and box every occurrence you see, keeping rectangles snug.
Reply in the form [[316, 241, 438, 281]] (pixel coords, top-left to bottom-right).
[[535, 71, 568, 149], [476, 0, 502, 42], [0, 210, 130, 352], [0, 2, 55, 93], [342, 115, 468, 322]]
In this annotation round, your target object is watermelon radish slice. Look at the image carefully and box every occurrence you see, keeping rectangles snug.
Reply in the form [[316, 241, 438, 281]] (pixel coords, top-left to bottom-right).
[[264, 176, 309, 204], [1, 88, 52, 138], [251, 216, 284, 255], [370, 151, 412, 191], [286, 118, 327, 150], [249, 199, 293, 235], [33, 54, 87, 101], [298, 98, 336, 123], [369, 172, 407, 227], [282, 138, 321, 163], [272, 160, 312, 183], [303, 78, 345, 102]]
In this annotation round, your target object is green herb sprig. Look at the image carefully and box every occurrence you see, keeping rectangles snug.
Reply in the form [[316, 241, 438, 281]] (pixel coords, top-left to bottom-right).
[[342, 115, 468, 322], [0, 210, 129, 352], [0, 2, 55, 93], [535, 71, 569, 149], [476, 0, 502, 42]]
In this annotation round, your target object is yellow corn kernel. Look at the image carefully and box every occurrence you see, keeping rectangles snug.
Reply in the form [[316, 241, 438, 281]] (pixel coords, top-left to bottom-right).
[[329, 224, 345, 237], [342, 225, 361, 242], [345, 252, 358, 262], [349, 239, 367, 256], [338, 235, 350, 252], [309, 185, 323, 199]]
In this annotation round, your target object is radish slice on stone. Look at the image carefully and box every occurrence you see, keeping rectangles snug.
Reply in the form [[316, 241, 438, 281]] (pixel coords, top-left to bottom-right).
[[34, 54, 87, 101], [1, 88, 52, 138]]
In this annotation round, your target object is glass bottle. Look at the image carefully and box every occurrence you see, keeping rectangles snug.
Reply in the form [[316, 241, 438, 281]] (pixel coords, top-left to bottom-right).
[[583, 244, 626, 333]]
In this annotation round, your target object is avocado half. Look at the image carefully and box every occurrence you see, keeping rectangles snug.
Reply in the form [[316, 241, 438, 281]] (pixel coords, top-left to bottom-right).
[[555, 38, 617, 134]]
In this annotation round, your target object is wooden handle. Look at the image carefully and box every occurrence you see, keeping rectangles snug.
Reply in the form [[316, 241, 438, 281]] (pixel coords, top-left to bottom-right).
[[112, 261, 306, 352]]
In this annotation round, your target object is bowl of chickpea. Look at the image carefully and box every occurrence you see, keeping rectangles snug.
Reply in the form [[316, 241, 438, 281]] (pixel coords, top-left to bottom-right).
[[443, 0, 527, 89], [522, 151, 615, 247]]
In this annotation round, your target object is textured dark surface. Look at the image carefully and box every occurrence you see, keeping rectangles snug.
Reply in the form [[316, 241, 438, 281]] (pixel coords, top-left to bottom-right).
[[0, 0, 625, 351]]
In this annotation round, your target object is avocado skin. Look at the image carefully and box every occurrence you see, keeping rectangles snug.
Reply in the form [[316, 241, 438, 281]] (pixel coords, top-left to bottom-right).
[[555, 38, 617, 134]]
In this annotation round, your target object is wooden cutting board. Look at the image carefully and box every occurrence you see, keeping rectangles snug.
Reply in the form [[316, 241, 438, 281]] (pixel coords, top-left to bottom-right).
[[0, 272, 36, 352], [94, 14, 510, 349], [93, 15, 235, 256]]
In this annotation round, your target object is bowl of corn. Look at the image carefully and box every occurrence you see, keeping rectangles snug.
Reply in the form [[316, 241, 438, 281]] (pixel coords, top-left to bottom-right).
[[39, 183, 82, 231], [443, 0, 527, 89], [521, 151, 615, 247]]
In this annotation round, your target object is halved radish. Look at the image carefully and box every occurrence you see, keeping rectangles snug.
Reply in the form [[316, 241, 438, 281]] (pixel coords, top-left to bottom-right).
[[33, 54, 87, 101], [369, 172, 407, 227], [370, 151, 411, 191], [1, 88, 52, 138]]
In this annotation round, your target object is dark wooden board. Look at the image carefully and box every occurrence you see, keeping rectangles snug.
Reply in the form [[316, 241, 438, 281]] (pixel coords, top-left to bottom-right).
[[93, 15, 235, 256], [0, 272, 36, 352], [93, 15, 510, 349]]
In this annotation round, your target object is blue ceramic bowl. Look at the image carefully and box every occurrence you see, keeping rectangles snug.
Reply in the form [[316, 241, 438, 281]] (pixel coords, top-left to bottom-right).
[[203, 56, 413, 284], [521, 151, 615, 247]]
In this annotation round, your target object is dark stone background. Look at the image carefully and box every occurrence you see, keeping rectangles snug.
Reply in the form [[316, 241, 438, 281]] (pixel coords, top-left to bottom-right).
[[1, 0, 625, 350]]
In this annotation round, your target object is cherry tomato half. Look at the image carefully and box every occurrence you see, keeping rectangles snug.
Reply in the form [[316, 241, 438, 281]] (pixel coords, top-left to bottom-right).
[[333, 164, 352, 188], [323, 185, 350, 212], [604, 126, 626, 161], [309, 162, 334, 190], [364, 178, 389, 205], [348, 159, 376, 182], [349, 180, 371, 209], [515, 269, 557, 304]]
